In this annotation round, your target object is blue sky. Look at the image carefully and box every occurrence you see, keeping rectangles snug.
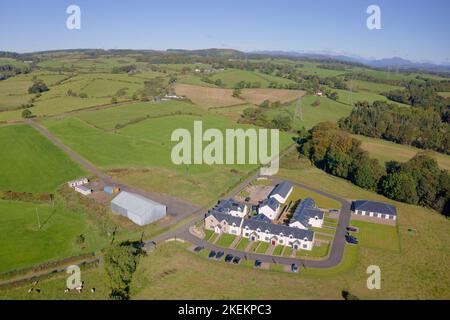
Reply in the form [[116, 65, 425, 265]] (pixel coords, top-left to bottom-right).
[[1, 0, 449, 63]]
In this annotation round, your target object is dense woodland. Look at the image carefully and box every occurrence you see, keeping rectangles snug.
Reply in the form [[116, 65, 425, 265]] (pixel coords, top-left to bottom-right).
[[339, 101, 450, 154], [298, 123, 449, 215]]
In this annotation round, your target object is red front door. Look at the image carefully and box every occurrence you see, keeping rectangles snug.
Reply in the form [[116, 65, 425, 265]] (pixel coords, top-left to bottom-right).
[[271, 240, 276, 246]]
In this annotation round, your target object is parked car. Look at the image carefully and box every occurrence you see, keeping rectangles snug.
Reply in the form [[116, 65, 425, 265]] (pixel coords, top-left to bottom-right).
[[193, 246, 204, 253], [224, 254, 234, 263], [232, 256, 241, 264], [215, 251, 224, 260], [346, 226, 358, 232], [345, 235, 359, 244], [254, 260, 262, 268], [208, 250, 217, 259], [329, 209, 339, 213], [291, 264, 299, 273], [245, 197, 251, 202]]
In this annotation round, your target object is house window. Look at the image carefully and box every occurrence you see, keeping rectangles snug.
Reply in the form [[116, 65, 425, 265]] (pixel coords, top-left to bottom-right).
[[245, 232, 249, 237], [303, 244, 308, 249], [279, 240, 284, 245]]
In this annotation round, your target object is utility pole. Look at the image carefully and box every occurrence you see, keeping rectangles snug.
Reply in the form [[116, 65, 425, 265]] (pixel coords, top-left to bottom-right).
[[350, 77, 353, 106]]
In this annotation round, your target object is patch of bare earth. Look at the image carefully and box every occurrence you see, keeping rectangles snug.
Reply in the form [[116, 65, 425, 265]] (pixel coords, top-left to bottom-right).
[[173, 83, 242, 109], [240, 89, 306, 105]]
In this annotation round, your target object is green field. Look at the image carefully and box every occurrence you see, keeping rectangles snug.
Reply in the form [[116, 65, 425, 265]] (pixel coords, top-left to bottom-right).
[[349, 220, 400, 251], [0, 199, 107, 272], [285, 185, 342, 210], [0, 125, 86, 193], [264, 95, 353, 130], [42, 112, 292, 206], [210, 69, 296, 88], [354, 134, 450, 171]]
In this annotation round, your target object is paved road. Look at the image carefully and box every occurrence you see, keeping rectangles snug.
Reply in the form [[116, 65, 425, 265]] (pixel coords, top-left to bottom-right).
[[28, 120, 351, 269]]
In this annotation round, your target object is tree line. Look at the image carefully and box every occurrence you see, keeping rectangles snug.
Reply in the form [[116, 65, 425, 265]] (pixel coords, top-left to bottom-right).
[[297, 123, 449, 215], [339, 101, 450, 154]]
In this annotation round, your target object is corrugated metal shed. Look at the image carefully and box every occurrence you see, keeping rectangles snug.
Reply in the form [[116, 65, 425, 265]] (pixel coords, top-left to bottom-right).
[[111, 191, 167, 226]]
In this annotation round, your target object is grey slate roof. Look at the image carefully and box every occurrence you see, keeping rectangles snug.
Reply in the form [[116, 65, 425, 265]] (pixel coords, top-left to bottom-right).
[[208, 211, 243, 226], [260, 197, 280, 211], [251, 214, 272, 223], [242, 219, 314, 241], [290, 198, 324, 228], [111, 191, 166, 214], [212, 199, 246, 214], [351, 200, 397, 216], [269, 181, 293, 199]]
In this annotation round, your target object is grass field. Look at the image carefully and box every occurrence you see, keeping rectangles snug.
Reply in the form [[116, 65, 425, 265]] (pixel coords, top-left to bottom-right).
[[210, 69, 296, 88], [285, 185, 342, 210], [42, 112, 293, 206], [0, 125, 86, 193], [354, 134, 450, 171], [240, 88, 305, 105], [346, 80, 402, 94], [264, 95, 353, 130], [0, 199, 107, 272], [349, 220, 400, 251]]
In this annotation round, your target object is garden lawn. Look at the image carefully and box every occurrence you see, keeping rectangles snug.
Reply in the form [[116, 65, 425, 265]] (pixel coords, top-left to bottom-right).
[[215, 234, 237, 248]]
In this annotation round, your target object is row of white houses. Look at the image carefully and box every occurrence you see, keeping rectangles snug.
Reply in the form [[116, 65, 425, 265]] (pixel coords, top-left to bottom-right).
[[205, 212, 315, 251]]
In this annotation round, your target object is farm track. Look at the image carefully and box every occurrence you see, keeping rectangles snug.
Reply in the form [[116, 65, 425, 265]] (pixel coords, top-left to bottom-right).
[[27, 120, 201, 224]]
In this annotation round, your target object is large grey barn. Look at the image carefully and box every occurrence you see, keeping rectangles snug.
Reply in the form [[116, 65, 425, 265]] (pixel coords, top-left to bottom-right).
[[111, 191, 167, 226]]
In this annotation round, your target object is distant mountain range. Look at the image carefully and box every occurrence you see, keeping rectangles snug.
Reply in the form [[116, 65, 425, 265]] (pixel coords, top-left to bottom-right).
[[252, 50, 450, 74]]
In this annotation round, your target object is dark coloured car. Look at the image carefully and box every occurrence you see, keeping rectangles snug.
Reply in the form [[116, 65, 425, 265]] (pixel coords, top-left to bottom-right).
[[254, 260, 262, 268], [193, 246, 204, 253], [215, 251, 224, 260], [232, 256, 241, 264], [346, 226, 358, 232], [291, 264, 299, 273], [224, 254, 234, 263], [345, 235, 359, 244], [208, 250, 217, 259], [245, 197, 251, 202], [329, 209, 339, 213]]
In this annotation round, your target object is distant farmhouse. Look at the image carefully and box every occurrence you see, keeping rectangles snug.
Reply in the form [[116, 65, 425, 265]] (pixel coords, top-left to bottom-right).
[[111, 191, 167, 226], [351, 200, 397, 222], [269, 181, 293, 204], [211, 199, 248, 218], [289, 198, 324, 229]]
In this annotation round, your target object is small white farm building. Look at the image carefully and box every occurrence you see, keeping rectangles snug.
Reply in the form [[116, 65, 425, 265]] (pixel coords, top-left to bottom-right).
[[74, 185, 93, 196], [111, 191, 167, 226], [68, 178, 89, 188]]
